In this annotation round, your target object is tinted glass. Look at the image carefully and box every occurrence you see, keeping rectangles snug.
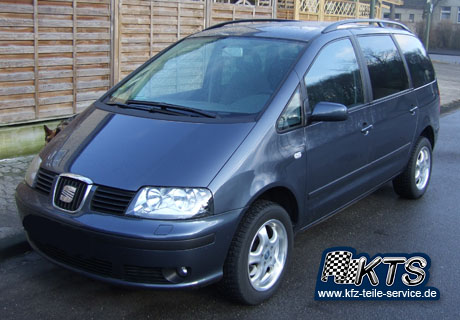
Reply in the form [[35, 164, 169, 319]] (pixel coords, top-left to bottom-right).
[[109, 37, 305, 117], [277, 87, 302, 131], [358, 35, 409, 100], [394, 34, 435, 88], [304, 39, 364, 109]]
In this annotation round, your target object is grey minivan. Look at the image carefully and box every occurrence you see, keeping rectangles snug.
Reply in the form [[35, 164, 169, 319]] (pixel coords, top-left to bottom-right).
[[16, 19, 440, 305]]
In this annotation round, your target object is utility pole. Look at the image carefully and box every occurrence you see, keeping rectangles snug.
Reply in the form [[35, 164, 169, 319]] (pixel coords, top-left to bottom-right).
[[423, 0, 433, 50], [370, 0, 376, 19]]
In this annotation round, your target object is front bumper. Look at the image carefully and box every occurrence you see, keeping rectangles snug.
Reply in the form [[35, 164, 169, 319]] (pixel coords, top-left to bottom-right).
[[15, 182, 242, 288]]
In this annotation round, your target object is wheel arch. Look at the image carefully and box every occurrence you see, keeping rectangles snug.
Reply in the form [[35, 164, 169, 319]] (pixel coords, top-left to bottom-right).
[[244, 184, 300, 228], [420, 125, 435, 149]]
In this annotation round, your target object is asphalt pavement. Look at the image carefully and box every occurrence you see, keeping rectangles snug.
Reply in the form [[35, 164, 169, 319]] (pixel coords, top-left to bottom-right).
[[0, 101, 460, 320]]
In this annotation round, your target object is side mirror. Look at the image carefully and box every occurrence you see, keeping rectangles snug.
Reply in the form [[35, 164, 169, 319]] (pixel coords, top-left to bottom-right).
[[310, 102, 348, 122]]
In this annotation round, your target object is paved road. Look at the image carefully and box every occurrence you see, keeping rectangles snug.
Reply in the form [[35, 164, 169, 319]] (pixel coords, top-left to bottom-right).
[[432, 61, 460, 107], [1, 111, 459, 319], [430, 54, 460, 65]]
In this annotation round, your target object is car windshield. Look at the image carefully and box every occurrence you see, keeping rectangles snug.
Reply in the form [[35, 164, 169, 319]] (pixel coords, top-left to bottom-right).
[[108, 36, 306, 118]]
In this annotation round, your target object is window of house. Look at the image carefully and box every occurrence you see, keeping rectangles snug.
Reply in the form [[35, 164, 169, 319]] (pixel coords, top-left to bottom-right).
[[304, 39, 364, 109], [358, 35, 409, 100], [395, 13, 401, 20], [457, 7, 460, 23], [409, 13, 415, 22], [384, 12, 390, 19], [441, 6, 451, 20]]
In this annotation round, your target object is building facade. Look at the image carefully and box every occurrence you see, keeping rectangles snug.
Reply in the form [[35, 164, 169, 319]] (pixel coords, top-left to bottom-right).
[[383, 0, 460, 25]]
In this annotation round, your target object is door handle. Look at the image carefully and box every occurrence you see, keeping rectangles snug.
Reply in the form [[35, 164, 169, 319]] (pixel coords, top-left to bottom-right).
[[361, 124, 373, 136], [409, 106, 419, 115]]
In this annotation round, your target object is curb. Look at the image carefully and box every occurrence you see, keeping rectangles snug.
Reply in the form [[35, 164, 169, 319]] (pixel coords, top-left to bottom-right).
[[441, 100, 460, 116], [0, 103, 459, 262], [0, 233, 30, 262]]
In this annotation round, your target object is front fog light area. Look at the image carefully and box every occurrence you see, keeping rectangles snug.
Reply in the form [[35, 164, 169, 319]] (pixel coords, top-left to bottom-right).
[[25, 155, 42, 187], [126, 187, 213, 220]]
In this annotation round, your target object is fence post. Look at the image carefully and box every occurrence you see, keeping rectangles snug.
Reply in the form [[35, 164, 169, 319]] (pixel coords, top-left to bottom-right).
[[294, 0, 300, 20], [111, 0, 120, 85], [72, 0, 77, 114], [272, 0, 278, 18], [205, 0, 212, 28], [319, 0, 324, 21], [355, 0, 360, 19], [33, 0, 39, 119]]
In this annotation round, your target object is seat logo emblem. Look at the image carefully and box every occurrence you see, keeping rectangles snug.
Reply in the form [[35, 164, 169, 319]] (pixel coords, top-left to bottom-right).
[[60, 185, 76, 203]]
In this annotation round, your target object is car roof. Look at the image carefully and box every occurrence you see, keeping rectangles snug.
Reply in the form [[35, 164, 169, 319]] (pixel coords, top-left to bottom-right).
[[194, 21, 328, 42], [192, 19, 413, 42]]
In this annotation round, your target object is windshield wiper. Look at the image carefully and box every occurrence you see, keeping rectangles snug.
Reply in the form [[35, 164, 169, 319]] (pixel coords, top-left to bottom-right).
[[105, 101, 180, 116], [126, 99, 218, 118]]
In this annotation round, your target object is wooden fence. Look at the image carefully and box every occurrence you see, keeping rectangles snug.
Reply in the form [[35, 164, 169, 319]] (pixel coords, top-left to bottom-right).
[[115, 0, 272, 81], [0, 0, 111, 124], [0, 0, 381, 125]]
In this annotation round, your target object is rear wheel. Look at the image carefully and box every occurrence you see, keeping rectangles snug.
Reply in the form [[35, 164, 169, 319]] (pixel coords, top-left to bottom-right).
[[393, 137, 433, 199], [221, 200, 293, 305]]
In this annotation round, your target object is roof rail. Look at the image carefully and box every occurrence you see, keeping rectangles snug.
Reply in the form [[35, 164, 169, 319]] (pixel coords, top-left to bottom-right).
[[204, 19, 297, 31], [322, 19, 412, 34]]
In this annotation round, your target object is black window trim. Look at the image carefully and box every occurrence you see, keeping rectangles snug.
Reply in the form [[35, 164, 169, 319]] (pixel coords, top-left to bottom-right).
[[390, 33, 415, 89]]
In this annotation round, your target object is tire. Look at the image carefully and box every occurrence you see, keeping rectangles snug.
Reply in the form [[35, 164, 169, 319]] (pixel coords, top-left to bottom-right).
[[221, 200, 293, 305], [393, 137, 433, 199]]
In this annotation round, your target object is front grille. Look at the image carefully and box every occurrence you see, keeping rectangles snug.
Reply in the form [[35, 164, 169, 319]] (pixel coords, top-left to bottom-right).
[[54, 176, 89, 212], [35, 168, 57, 194], [124, 265, 169, 284], [35, 241, 113, 277], [91, 186, 135, 215]]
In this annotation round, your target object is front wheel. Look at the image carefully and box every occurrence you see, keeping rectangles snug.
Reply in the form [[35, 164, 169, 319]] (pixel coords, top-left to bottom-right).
[[221, 200, 293, 305], [393, 137, 433, 199]]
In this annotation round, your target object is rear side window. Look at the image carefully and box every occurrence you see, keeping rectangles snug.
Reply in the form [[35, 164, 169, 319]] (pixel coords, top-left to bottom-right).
[[394, 34, 435, 88], [304, 38, 364, 109], [358, 35, 409, 100]]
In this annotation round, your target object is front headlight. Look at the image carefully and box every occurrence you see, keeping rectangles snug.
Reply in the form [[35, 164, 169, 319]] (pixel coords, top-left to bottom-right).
[[126, 187, 213, 220], [25, 154, 42, 187]]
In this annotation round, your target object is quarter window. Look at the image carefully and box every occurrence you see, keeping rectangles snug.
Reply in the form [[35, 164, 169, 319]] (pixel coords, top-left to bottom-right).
[[277, 87, 302, 131], [394, 34, 435, 88], [358, 35, 409, 100], [304, 39, 364, 109]]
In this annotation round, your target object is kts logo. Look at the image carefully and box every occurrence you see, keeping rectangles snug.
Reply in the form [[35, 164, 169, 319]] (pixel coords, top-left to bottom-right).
[[315, 247, 440, 300]]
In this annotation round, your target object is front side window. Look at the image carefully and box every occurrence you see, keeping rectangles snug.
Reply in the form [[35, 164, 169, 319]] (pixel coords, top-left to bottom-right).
[[394, 34, 435, 88], [304, 38, 364, 109], [109, 37, 305, 118], [277, 87, 302, 131], [441, 6, 451, 20], [358, 35, 409, 100]]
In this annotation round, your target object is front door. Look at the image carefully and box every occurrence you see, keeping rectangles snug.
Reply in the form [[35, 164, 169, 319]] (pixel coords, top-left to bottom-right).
[[302, 38, 373, 224]]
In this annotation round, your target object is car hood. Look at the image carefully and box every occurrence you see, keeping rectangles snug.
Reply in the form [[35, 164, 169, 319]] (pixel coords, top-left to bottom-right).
[[41, 107, 255, 191]]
